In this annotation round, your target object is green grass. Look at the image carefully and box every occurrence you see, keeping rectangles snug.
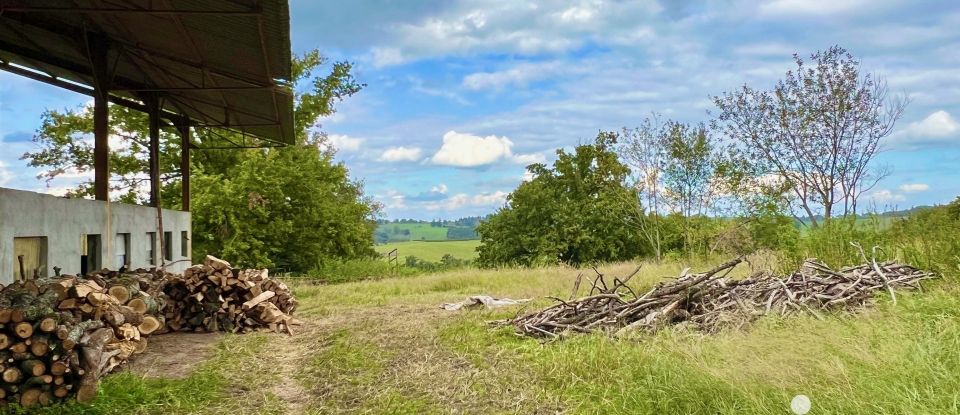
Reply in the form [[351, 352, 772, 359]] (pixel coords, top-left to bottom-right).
[[24, 334, 285, 415], [374, 239, 481, 262], [40, 257, 960, 414]]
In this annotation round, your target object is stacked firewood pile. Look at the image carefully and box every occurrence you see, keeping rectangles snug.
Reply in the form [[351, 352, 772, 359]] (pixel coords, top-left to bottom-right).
[[505, 256, 938, 339], [0, 255, 298, 408], [0, 272, 166, 408], [161, 256, 298, 334]]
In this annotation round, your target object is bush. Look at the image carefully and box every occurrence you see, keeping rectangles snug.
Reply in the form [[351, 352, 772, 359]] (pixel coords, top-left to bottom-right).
[[887, 198, 960, 274]]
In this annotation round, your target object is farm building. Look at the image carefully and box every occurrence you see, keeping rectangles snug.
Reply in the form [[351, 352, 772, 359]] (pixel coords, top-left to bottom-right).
[[0, 0, 295, 284]]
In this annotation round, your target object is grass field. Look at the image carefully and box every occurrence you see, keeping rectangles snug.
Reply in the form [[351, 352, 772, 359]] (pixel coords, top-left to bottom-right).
[[374, 239, 481, 262], [378, 223, 450, 241], [45, 257, 959, 414]]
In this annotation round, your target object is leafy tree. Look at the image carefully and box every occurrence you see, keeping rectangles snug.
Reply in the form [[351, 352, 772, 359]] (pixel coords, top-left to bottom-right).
[[617, 116, 668, 261], [660, 121, 720, 253], [21, 50, 378, 271], [477, 132, 644, 266], [713, 46, 906, 226]]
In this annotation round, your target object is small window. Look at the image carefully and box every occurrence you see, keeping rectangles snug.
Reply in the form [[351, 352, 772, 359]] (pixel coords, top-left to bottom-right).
[[115, 233, 131, 269], [146, 232, 156, 265], [180, 231, 189, 258], [13, 236, 47, 281], [81, 234, 101, 275], [164, 231, 173, 261]]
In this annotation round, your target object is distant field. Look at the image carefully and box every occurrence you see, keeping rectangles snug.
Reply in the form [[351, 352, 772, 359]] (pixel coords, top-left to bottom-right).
[[375, 240, 481, 262], [379, 223, 450, 241]]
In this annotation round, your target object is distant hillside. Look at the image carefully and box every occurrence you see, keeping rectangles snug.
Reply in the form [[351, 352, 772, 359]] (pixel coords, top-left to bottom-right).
[[375, 217, 483, 244]]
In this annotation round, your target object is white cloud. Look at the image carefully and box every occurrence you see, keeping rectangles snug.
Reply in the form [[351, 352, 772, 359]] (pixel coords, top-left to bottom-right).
[[0, 160, 11, 187], [383, 189, 407, 209], [327, 134, 364, 152], [370, 47, 407, 68], [430, 130, 542, 167], [891, 110, 960, 149], [431, 131, 513, 167], [462, 61, 561, 91], [511, 152, 546, 165], [558, 4, 598, 23], [378, 146, 423, 162], [759, 0, 870, 17], [431, 183, 448, 194], [901, 110, 959, 138], [365, 1, 662, 63], [898, 183, 929, 192], [424, 190, 509, 211], [471, 190, 508, 206], [868, 189, 906, 203]]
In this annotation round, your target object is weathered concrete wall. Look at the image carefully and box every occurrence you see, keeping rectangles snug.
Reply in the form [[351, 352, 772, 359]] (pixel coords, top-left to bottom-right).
[[0, 187, 191, 284]]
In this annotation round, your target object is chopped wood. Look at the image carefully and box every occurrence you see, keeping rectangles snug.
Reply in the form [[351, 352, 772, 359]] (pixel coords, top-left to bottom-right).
[[0, 254, 298, 407]]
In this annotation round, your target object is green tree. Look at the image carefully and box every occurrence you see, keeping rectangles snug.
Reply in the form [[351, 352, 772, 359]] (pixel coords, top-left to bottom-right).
[[661, 121, 719, 254], [477, 132, 644, 267], [21, 50, 378, 271], [713, 46, 906, 226]]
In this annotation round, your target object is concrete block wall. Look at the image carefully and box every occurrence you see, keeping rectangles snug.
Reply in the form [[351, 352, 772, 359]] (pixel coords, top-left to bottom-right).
[[0, 187, 191, 285]]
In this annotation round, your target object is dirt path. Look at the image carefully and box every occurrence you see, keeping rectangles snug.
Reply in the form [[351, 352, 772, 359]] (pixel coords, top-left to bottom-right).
[[123, 301, 556, 414]]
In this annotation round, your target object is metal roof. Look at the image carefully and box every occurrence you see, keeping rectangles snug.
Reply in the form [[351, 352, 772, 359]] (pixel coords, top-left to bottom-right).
[[0, 0, 294, 146]]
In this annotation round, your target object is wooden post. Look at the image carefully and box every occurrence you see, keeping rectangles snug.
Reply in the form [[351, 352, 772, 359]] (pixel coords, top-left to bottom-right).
[[178, 123, 190, 211], [88, 35, 110, 201]]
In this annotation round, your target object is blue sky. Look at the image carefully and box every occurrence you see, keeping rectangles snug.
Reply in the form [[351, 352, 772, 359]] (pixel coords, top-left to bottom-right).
[[2, 0, 960, 219]]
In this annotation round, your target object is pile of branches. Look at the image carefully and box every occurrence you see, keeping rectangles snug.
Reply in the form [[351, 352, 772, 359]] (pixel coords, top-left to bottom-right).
[[161, 256, 298, 334], [506, 255, 937, 339]]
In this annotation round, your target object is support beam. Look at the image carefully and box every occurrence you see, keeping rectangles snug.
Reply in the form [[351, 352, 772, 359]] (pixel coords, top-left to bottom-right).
[[146, 94, 161, 208], [88, 35, 110, 201], [178, 124, 191, 212]]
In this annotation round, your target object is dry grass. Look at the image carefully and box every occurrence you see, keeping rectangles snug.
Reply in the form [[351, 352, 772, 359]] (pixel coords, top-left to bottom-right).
[[42, 257, 960, 414]]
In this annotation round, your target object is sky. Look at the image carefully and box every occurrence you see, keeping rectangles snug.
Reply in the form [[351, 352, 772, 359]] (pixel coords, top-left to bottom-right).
[[1, 0, 960, 219]]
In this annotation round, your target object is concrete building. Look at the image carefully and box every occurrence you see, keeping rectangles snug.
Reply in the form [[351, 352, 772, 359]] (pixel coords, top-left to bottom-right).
[[1, 2, 295, 285], [1, 188, 191, 284]]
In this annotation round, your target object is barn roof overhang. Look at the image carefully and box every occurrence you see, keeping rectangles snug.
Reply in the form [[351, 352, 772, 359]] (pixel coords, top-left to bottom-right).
[[0, 0, 295, 147]]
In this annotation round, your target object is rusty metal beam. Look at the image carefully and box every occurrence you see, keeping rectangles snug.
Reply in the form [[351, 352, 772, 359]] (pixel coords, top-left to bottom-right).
[[146, 93, 161, 208], [178, 123, 191, 212], [87, 33, 110, 201], [0, 7, 260, 16]]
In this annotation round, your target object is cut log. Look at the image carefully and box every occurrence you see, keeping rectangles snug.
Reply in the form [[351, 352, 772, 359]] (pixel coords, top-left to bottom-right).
[[29, 335, 49, 357], [13, 321, 33, 339], [138, 316, 161, 335], [241, 291, 275, 311], [38, 315, 59, 333], [204, 255, 231, 271], [19, 388, 41, 408], [70, 281, 103, 299], [3, 367, 22, 383], [50, 361, 68, 376], [21, 360, 46, 377]]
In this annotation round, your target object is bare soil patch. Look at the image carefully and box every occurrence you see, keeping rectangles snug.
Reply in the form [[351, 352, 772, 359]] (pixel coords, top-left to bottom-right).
[[126, 332, 223, 379]]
